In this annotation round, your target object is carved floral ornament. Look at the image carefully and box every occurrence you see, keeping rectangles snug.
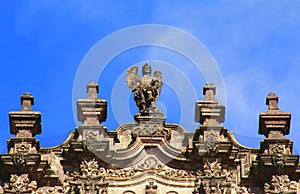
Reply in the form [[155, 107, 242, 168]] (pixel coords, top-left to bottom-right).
[[264, 175, 297, 194], [78, 159, 106, 179], [193, 160, 253, 194], [0, 174, 37, 193], [68, 159, 108, 194], [0, 160, 109, 194], [1, 158, 300, 193]]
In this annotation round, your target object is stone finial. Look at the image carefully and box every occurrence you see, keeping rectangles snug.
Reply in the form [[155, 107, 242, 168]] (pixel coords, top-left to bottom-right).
[[9, 93, 41, 137], [21, 92, 34, 111], [266, 92, 279, 110], [77, 81, 107, 126], [259, 92, 291, 138], [195, 83, 225, 126], [203, 83, 216, 101], [87, 81, 99, 99], [8, 93, 41, 154]]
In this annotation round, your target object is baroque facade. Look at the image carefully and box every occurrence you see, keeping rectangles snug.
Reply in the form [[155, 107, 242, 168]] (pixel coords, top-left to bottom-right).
[[0, 64, 299, 194]]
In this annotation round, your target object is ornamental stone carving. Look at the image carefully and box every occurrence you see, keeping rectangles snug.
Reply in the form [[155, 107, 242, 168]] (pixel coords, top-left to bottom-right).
[[79, 159, 105, 178], [131, 122, 170, 137], [145, 181, 158, 194], [1, 174, 37, 193], [12, 153, 29, 166], [15, 143, 31, 153], [269, 144, 287, 168], [164, 169, 195, 178], [193, 160, 253, 194], [36, 186, 65, 194], [135, 156, 164, 171], [203, 160, 226, 177], [264, 175, 297, 194], [69, 159, 108, 194], [106, 168, 135, 178]]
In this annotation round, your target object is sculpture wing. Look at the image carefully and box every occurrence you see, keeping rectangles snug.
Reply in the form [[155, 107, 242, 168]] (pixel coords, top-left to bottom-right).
[[154, 70, 162, 95], [126, 66, 139, 89]]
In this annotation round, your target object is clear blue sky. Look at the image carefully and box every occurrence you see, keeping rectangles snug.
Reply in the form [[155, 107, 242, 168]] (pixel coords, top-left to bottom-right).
[[1, 1, 300, 153]]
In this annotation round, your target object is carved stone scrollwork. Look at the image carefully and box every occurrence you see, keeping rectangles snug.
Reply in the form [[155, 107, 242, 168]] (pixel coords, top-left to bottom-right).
[[164, 169, 195, 178], [264, 175, 297, 194], [269, 144, 287, 168], [106, 168, 135, 178], [36, 186, 65, 193], [15, 143, 31, 153], [1, 174, 37, 193], [12, 153, 29, 166], [204, 130, 219, 151], [132, 124, 169, 137], [135, 156, 164, 171], [83, 130, 99, 141], [131, 115, 171, 139]]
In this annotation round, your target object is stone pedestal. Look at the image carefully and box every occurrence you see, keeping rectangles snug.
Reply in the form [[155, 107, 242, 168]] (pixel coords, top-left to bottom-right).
[[254, 93, 299, 182], [193, 83, 227, 155], [8, 93, 41, 154], [133, 115, 166, 135], [76, 81, 107, 126]]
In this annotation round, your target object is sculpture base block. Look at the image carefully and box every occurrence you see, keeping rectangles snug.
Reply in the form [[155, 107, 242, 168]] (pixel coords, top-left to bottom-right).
[[132, 115, 170, 137]]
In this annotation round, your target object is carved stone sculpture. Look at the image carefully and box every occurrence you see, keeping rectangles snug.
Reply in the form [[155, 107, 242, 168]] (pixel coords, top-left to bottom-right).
[[264, 175, 297, 193], [126, 63, 162, 116], [36, 186, 65, 194], [69, 159, 108, 194], [145, 181, 158, 194], [1, 174, 37, 193], [193, 160, 253, 194], [270, 144, 286, 168]]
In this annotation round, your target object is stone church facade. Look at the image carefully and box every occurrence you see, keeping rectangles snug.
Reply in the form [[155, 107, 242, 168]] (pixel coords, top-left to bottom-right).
[[0, 64, 299, 193]]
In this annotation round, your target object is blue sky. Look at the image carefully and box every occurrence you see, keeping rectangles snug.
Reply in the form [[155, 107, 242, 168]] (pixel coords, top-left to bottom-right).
[[0, 1, 300, 153]]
